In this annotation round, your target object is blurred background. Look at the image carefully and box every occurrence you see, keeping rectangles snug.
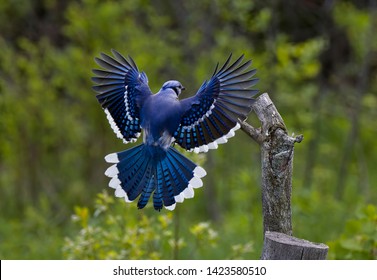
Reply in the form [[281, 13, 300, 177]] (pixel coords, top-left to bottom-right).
[[0, 0, 376, 260]]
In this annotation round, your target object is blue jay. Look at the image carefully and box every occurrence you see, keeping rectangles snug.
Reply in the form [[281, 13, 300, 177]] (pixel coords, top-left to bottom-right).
[[92, 50, 258, 211]]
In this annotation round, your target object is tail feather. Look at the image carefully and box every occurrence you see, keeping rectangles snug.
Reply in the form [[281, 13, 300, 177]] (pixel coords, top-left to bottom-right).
[[167, 149, 195, 190], [137, 169, 155, 209], [127, 157, 152, 200], [165, 152, 192, 193], [160, 160, 176, 207], [117, 157, 146, 195], [169, 148, 197, 175], [116, 148, 145, 175], [104, 144, 207, 211], [163, 155, 188, 203], [153, 163, 164, 210]]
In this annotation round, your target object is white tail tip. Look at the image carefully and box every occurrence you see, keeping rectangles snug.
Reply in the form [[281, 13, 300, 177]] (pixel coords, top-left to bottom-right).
[[105, 164, 119, 177], [105, 153, 119, 163], [165, 204, 176, 211], [189, 177, 203, 188], [194, 166, 207, 178]]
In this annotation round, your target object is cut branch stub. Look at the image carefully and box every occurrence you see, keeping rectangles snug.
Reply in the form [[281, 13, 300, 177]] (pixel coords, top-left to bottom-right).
[[252, 93, 287, 139]]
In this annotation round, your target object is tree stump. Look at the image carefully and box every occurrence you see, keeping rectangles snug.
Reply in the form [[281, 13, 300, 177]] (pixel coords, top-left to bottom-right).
[[261, 231, 329, 260]]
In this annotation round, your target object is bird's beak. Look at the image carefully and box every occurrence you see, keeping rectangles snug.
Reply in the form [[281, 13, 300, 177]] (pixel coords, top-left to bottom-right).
[[182, 86, 185, 91]]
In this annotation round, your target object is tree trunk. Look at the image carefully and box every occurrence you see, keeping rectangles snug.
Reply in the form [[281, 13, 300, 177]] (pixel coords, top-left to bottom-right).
[[240, 93, 328, 260]]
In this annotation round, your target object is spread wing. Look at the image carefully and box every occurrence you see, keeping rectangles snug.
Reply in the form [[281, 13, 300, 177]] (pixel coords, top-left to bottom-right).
[[92, 49, 152, 143], [174, 54, 258, 152]]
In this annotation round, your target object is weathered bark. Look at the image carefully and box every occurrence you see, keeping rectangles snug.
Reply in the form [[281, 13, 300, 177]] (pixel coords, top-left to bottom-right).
[[240, 93, 328, 260], [240, 93, 302, 236], [261, 231, 329, 260]]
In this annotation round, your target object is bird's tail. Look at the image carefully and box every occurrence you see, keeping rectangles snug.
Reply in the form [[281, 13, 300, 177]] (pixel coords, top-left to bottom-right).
[[104, 144, 206, 211]]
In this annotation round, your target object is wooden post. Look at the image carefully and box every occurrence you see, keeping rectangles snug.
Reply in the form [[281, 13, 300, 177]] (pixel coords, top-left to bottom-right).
[[240, 93, 329, 260]]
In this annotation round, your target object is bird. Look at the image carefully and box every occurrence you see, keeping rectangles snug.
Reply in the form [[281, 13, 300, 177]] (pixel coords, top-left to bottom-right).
[[92, 50, 258, 211]]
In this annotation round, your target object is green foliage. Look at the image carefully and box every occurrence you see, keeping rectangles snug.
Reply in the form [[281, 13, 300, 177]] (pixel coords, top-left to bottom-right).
[[0, 194, 67, 259], [328, 205, 377, 259], [1, 0, 377, 260], [334, 2, 376, 60], [64, 192, 173, 259], [63, 191, 254, 260]]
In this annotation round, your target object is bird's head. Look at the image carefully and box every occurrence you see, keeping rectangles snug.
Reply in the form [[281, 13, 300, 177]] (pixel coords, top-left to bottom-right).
[[161, 80, 185, 96]]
